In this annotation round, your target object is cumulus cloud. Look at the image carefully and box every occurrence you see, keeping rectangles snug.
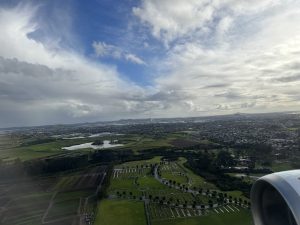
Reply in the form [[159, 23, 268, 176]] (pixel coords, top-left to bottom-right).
[[141, 0, 300, 115], [133, 0, 283, 45], [0, 4, 149, 127], [92, 41, 146, 65], [1, 1, 300, 127]]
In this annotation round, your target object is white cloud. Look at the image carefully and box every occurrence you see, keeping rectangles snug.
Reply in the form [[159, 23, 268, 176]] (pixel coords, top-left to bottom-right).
[[139, 0, 300, 116], [92, 41, 121, 58], [125, 53, 146, 65], [133, 0, 284, 45], [92, 41, 146, 65], [0, 4, 148, 127], [1, 1, 300, 127]]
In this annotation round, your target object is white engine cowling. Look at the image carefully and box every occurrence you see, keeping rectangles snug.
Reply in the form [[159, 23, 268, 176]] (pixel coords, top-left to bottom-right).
[[251, 170, 300, 225]]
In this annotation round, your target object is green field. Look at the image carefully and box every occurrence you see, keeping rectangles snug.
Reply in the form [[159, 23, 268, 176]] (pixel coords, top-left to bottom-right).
[[115, 156, 162, 168], [152, 208, 253, 225], [271, 161, 294, 172], [109, 156, 166, 194], [0, 133, 130, 161], [158, 158, 217, 193], [0, 133, 170, 161], [168, 157, 216, 189], [0, 165, 105, 225], [95, 200, 147, 225], [103, 156, 252, 225], [0, 131, 217, 161], [117, 132, 209, 152]]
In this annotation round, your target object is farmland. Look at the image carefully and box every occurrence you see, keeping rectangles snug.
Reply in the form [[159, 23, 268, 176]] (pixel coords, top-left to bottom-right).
[[0, 165, 107, 225]]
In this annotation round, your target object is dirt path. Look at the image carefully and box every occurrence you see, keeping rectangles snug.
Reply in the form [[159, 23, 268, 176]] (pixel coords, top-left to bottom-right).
[[42, 191, 57, 224]]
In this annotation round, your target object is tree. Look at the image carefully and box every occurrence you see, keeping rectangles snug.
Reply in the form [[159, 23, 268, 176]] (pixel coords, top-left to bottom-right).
[[215, 151, 236, 168], [199, 188, 203, 194], [92, 140, 104, 145]]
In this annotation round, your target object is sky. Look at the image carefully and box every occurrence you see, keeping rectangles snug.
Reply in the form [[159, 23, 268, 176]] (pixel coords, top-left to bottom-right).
[[0, 0, 300, 128]]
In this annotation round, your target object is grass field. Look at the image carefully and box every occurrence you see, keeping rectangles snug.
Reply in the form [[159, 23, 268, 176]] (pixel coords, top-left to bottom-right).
[[115, 156, 162, 168], [46, 198, 80, 221], [159, 157, 216, 190], [152, 209, 253, 225], [95, 200, 147, 225], [0, 133, 171, 161], [0, 132, 217, 161], [271, 161, 294, 172], [123, 132, 210, 152], [109, 156, 166, 194], [1, 192, 52, 225], [105, 156, 252, 225], [0, 133, 129, 161], [0, 165, 105, 225], [0, 185, 94, 225]]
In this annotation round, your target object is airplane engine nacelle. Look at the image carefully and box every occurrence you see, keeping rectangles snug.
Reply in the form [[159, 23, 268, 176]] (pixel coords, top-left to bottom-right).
[[251, 170, 300, 225]]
